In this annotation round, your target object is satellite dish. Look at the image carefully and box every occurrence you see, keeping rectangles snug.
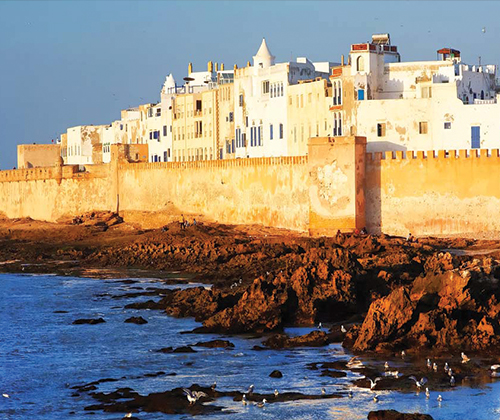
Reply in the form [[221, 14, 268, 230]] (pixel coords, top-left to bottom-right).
[[183, 77, 195, 82]]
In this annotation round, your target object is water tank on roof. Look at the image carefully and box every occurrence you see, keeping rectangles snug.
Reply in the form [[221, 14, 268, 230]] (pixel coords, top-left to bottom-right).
[[372, 33, 390, 45]]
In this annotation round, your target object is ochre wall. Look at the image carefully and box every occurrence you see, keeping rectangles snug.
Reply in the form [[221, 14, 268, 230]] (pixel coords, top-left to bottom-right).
[[17, 144, 61, 169], [308, 136, 366, 235], [117, 157, 309, 231], [4, 143, 500, 237], [366, 149, 500, 236]]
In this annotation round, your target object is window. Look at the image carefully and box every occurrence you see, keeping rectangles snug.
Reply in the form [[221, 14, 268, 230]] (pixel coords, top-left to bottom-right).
[[239, 94, 244, 107], [258, 126, 262, 146], [356, 56, 365, 72], [149, 132, 153, 140], [163, 125, 167, 136], [120, 124, 123, 130], [156, 108, 161, 117], [241, 133, 246, 147], [250, 126, 254, 146], [280, 83, 283, 96], [422, 86, 432, 98], [444, 122, 452, 129], [377, 123, 386, 137], [246, 116, 248, 127], [262, 80, 270, 94], [232, 139, 235, 153], [229, 112, 233, 122], [279, 123, 283, 139], [337, 82, 342, 105], [357, 89, 365, 100], [419, 121, 428, 134], [148, 108, 153, 118], [270, 124, 273, 140], [300, 94, 304, 108]]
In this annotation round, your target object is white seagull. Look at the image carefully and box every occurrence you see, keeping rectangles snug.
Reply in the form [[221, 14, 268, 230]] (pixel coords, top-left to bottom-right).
[[341, 325, 347, 333], [348, 390, 353, 398], [2, 394, 9, 399], [409, 376, 427, 390], [384, 361, 390, 370], [450, 376, 456, 386], [427, 358, 432, 368], [321, 387, 326, 395], [491, 364, 500, 371], [444, 362, 449, 373], [183, 388, 208, 405], [274, 389, 279, 397], [368, 377, 382, 390], [373, 394, 379, 402], [347, 356, 364, 369], [124, 414, 133, 419], [437, 394, 443, 402], [247, 384, 254, 395], [425, 388, 430, 399], [256, 398, 267, 408], [242, 394, 248, 405], [433, 362, 438, 372]]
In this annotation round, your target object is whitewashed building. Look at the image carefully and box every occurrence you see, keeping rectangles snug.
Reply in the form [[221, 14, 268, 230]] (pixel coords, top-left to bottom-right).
[[233, 39, 337, 158], [338, 34, 500, 152]]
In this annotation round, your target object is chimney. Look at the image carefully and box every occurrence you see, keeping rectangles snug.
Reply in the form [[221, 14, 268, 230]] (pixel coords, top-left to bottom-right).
[[207, 61, 213, 72], [188, 62, 193, 74], [247, 60, 251, 67], [220, 63, 225, 71], [341, 55, 344, 66], [215, 62, 218, 72]]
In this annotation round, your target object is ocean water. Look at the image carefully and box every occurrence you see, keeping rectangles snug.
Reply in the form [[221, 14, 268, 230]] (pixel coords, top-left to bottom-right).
[[1, 273, 500, 420]]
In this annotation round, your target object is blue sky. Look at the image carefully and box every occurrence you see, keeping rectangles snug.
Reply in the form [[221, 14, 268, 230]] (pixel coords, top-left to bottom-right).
[[0, 1, 498, 169]]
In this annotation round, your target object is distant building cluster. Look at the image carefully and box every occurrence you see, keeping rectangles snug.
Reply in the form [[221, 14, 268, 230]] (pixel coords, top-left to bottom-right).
[[17, 34, 500, 169]]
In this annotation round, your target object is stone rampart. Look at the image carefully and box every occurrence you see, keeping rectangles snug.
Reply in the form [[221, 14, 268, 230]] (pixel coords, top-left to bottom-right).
[[2, 140, 500, 237], [366, 148, 500, 236]]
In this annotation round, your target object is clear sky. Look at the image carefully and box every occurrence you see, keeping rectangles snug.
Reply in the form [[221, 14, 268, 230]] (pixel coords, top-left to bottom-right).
[[0, 1, 498, 169]]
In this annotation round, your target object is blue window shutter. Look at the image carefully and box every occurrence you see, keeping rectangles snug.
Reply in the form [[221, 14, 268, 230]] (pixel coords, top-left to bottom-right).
[[357, 89, 365, 100], [471, 126, 480, 149]]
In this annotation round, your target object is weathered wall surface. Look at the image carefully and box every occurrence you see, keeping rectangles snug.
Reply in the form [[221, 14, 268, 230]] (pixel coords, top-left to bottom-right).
[[0, 167, 112, 221], [366, 149, 500, 236], [308, 136, 366, 236], [17, 144, 61, 169], [118, 157, 309, 231], [5, 141, 500, 237]]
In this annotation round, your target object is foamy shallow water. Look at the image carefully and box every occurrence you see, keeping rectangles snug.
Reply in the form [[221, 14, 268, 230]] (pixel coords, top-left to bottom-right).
[[0, 273, 499, 420]]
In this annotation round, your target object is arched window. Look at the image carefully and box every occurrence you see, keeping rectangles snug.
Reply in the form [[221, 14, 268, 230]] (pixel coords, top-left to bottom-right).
[[338, 82, 342, 105], [481, 90, 485, 100], [338, 112, 342, 136], [333, 82, 337, 105], [356, 56, 365, 72]]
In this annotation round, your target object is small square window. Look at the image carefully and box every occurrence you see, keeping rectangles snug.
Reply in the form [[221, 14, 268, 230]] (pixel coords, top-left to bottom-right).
[[444, 122, 451, 129], [419, 121, 428, 134]]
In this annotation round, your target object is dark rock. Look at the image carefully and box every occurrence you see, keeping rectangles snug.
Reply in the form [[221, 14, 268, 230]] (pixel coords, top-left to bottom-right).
[[193, 339, 234, 348], [320, 369, 347, 378], [72, 318, 105, 325], [269, 370, 283, 378], [53, 310, 68, 314], [173, 346, 196, 353], [125, 316, 148, 325], [367, 410, 434, 420], [263, 331, 329, 349]]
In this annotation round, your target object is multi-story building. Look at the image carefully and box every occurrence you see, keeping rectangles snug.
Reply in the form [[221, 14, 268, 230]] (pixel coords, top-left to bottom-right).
[[333, 33, 500, 152], [233, 39, 337, 158]]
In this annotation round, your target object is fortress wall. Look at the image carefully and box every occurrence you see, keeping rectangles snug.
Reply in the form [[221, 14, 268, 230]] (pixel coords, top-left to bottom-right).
[[0, 165, 112, 221], [366, 149, 500, 236], [117, 156, 310, 231]]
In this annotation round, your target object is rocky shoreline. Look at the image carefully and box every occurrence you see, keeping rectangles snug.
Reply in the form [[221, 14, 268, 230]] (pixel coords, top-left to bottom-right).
[[2, 212, 500, 354], [4, 212, 500, 418]]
